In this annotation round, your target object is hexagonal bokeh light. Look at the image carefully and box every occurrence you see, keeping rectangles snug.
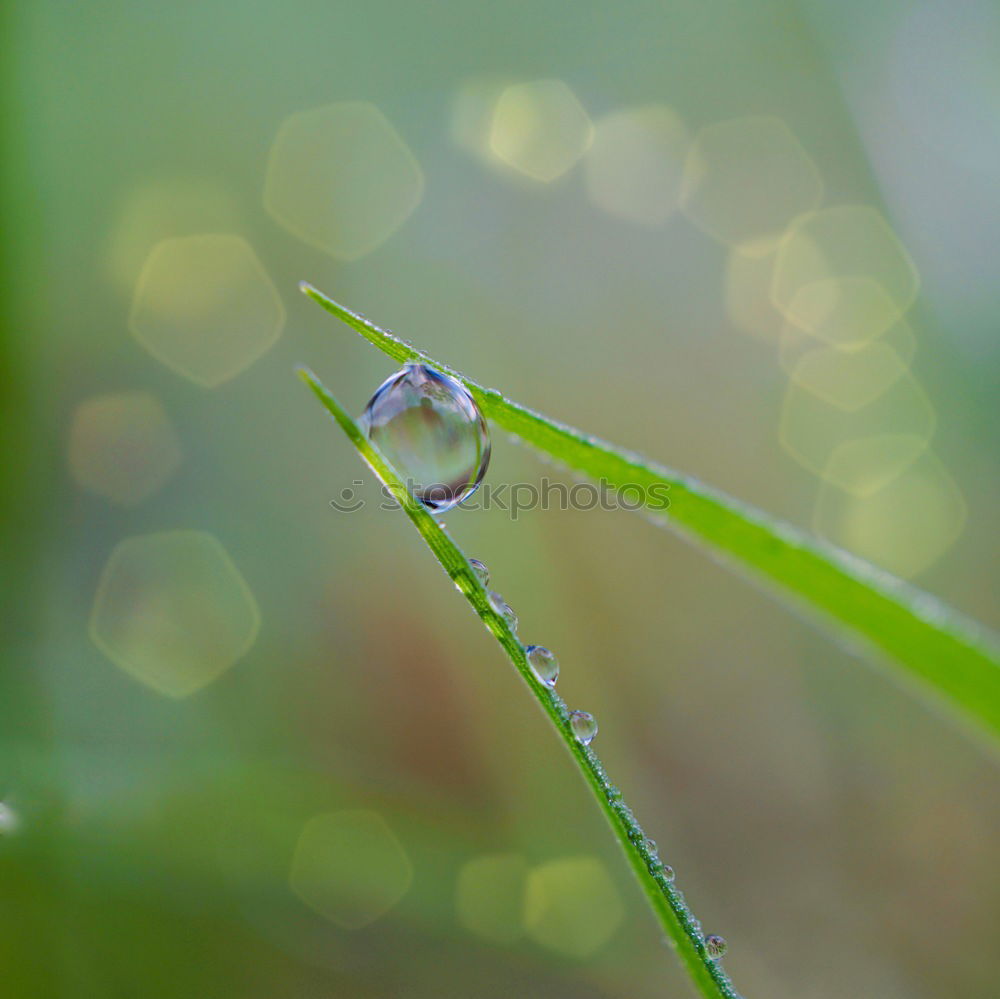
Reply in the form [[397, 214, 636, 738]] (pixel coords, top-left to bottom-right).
[[90, 530, 260, 698], [779, 369, 936, 495], [584, 105, 690, 226], [772, 208, 920, 345], [489, 79, 594, 183], [819, 434, 933, 498], [523, 856, 624, 958], [785, 342, 911, 413], [455, 853, 528, 945], [264, 101, 424, 261], [129, 234, 285, 387], [681, 116, 823, 251], [289, 810, 413, 929], [68, 390, 182, 506], [813, 451, 966, 578], [778, 315, 917, 382], [105, 177, 241, 292]]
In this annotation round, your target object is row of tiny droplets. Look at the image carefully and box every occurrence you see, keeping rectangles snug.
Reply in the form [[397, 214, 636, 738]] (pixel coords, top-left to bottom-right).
[[450, 542, 730, 970]]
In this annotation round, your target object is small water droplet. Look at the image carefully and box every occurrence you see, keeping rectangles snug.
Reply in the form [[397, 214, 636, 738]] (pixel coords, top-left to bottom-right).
[[468, 558, 490, 587], [569, 710, 598, 746], [660, 864, 675, 882], [607, 785, 622, 801], [361, 363, 490, 513], [704, 934, 727, 960], [644, 838, 658, 857], [488, 591, 518, 632], [525, 645, 559, 687]]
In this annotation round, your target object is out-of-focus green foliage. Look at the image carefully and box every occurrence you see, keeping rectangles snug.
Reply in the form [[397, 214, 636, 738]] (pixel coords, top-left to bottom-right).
[[4, 0, 999, 997]]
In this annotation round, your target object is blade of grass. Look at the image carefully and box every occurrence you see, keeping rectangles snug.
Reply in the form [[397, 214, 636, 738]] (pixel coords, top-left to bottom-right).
[[298, 365, 742, 999], [300, 282, 1000, 748]]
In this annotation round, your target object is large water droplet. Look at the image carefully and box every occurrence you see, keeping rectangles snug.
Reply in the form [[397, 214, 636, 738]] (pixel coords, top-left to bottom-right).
[[569, 710, 598, 746], [468, 558, 490, 587], [526, 645, 559, 687], [488, 591, 518, 632], [361, 363, 490, 513], [704, 934, 727, 959]]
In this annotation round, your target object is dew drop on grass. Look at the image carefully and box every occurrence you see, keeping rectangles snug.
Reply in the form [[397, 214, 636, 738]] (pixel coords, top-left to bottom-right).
[[468, 558, 490, 587], [488, 591, 518, 632], [525, 645, 559, 687], [704, 934, 727, 959], [361, 362, 490, 513], [644, 838, 658, 857], [569, 710, 598, 746], [660, 864, 675, 882]]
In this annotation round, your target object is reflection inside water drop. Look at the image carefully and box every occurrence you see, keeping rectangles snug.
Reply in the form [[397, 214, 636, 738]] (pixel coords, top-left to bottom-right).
[[361, 363, 490, 513], [525, 645, 559, 687], [488, 591, 518, 632], [468, 558, 490, 587], [569, 710, 598, 746], [704, 934, 727, 959]]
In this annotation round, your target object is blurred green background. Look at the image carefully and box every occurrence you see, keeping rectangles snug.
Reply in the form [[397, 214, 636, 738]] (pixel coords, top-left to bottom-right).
[[3, 0, 999, 996]]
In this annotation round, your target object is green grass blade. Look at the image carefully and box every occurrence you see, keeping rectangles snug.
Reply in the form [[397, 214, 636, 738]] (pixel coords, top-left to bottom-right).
[[298, 365, 742, 999], [301, 282, 1000, 746]]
